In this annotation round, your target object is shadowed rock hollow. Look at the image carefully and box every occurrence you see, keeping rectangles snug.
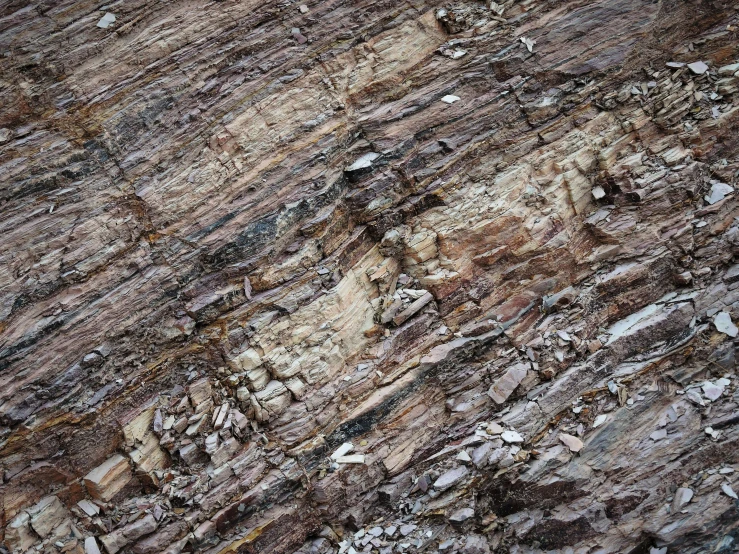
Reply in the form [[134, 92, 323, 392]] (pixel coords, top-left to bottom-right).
[[1, 0, 739, 553]]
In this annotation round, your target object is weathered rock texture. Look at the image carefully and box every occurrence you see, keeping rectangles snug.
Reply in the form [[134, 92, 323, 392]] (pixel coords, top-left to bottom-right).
[[1, 0, 739, 553]]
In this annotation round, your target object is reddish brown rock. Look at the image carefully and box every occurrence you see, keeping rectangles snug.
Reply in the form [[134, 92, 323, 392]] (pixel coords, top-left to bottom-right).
[[1, 0, 739, 553]]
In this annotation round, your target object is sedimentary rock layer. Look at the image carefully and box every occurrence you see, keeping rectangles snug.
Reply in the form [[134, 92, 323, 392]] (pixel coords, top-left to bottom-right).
[[1, 0, 738, 553]]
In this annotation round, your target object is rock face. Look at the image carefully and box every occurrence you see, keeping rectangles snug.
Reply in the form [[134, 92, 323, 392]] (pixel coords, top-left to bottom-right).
[[1, 1, 738, 554]]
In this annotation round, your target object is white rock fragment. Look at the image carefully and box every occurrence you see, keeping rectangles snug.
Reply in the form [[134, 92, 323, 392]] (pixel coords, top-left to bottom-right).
[[85, 537, 102, 554], [347, 152, 380, 172], [214, 402, 229, 429], [702, 381, 725, 401], [501, 430, 523, 443], [559, 433, 583, 452], [449, 507, 474, 522], [686, 389, 705, 406], [714, 312, 738, 337], [441, 95, 461, 104], [721, 483, 738, 499], [335, 454, 365, 464], [77, 499, 100, 517], [520, 36, 535, 52], [705, 181, 734, 205], [719, 467, 735, 474], [593, 414, 608, 428], [97, 13, 116, 29], [718, 62, 739, 75], [486, 422, 504, 435], [399, 524, 417, 536], [592, 186, 606, 200], [671, 487, 693, 512], [456, 450, 472, 463], [704, 426, 721, 440], [162, 415, 175, 430], [433, 466, 469, 491], [687, 60, 709, 74], [650, 428, 667, 441], [331, 442, 354, 460]]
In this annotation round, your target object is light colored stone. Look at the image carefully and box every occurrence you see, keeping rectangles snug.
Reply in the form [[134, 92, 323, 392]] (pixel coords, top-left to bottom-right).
[[97, 13, 116, 29], [433, 466, 469, 491], [501, 430, 523, 443], [254, 380, 292, 415], [488, 363, 528, 404], [346, 152, 380, 172], [486, 422, 504, 434], [705, 182, 734, 205], [702, 381, 725, 401], [188, 378, 212, 407], [77, 499, 100, 517], [671, 487, 693, 512], [84, 455, 132, 501], [27, 495, 68, 539], [85, 537, 102, 554], [336, 454, 366, 464], [5, 511, 37, 551], [332, 443, 354, 461], [722, 483, 738, 499], [449, 507, 475, 522], [236, 348, 263, 371], [559, 433, 584, 452], [687, 60, 709, 74], [714, 312, 738, 337]]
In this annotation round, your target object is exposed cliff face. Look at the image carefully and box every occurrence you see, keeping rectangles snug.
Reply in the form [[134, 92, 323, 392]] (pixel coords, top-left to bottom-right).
[[1, 0, 739, 553]]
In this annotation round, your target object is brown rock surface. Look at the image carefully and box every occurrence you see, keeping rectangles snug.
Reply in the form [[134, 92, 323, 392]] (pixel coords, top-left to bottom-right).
[[1, 0, 739, 553]]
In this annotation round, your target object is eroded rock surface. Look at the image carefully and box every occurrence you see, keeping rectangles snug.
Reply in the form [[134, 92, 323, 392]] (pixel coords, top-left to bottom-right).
[[1, 0, 738, 553]]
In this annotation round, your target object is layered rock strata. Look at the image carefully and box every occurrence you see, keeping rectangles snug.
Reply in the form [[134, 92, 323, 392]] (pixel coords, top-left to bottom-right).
[[1, 0, 739, 553]]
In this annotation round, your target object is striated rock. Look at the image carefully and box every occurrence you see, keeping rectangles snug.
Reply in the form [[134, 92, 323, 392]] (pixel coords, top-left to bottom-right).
[[5, 511, 37, 551], [100, 514, 158, 554], [27, 495, 69, 538], [1, 0, 739, 553], [488, 363, 528, 404], [433, 466, 469, 491], [83, 454, 133, 501]]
